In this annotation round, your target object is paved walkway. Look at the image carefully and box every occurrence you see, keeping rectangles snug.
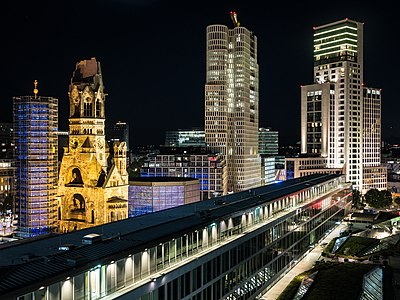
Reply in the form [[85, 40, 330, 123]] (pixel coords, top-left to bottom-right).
[[260, 222, 348, 300]]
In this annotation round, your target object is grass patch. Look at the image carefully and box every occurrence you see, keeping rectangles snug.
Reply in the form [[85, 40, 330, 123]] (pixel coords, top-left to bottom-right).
[[304, 263, 376, 300], [277, 262, 375, 300], [324, 238, 336, 254], [335, 236, 377, 257], [276, 270, 313, 300]]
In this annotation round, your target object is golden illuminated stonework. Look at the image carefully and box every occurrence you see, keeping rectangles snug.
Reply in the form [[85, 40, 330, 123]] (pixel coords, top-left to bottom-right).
[[57, 58, 128, 232]]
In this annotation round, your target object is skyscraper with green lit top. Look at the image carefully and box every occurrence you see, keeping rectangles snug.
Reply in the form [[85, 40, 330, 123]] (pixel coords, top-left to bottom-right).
[[301, 19, 386, 193]]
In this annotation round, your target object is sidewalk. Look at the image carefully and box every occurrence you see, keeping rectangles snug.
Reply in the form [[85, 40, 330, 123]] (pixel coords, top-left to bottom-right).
[[260, 222, 347, 300]]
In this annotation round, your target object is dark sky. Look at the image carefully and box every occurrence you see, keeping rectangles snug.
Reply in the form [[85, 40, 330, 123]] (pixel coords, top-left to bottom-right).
[[1, 0, 399, 146]]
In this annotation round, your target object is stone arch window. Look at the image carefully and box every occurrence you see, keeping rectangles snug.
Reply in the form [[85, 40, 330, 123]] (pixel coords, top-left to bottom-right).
[[69, 168, 83, 185], [84, 100, 93, 117], [72, 193, 85, 210], [96, 100, 101, 117]]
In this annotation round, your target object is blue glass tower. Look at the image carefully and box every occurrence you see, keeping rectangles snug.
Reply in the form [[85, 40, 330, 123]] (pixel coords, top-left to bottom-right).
[[13, 90, 58, 237]]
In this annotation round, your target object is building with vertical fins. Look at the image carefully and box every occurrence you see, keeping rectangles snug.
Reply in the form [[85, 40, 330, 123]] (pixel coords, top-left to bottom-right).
[[362, 87, 386, 192], [205, 12, 261, 193], [300, 19, 386, 193], [58, 58, 128, 232], [13, 81, 58, 237]]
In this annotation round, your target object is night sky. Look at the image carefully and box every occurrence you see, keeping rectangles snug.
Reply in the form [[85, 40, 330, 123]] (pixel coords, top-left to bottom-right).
[[1, 0, 399, 146]]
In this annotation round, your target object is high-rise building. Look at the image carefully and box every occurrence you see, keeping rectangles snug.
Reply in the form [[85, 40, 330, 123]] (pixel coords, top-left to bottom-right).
[[0, 123, 14, 159], [58, 58, 128, 232], [106, 120, 129, 151], [205, 12, 261, 193], [301, 18, 386, 192], [362, 87, 386, 192], [258, 128, 279, 186], [258, 127, 278, 156], [165, 128, 205, 147], [13, 84, 58, 237]]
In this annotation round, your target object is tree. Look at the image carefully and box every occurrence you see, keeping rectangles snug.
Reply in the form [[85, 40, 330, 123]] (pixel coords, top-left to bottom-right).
[[351, 189, 363, 209], [364, 189, 392, 209], [394, 196, 400, 207], [381, 190, 393, 207]]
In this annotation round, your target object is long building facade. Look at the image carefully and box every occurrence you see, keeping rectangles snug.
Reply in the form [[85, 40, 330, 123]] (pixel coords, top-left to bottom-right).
[[13, 92, 58, 237], [205, 12, 261, 193], [0, 174, 352, 299], [301, 19, 386, 193]]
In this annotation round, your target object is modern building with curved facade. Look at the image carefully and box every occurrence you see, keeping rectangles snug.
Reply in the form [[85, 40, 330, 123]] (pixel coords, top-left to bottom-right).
[[128, 177, 200, 217], [205, 13, 261, 193]]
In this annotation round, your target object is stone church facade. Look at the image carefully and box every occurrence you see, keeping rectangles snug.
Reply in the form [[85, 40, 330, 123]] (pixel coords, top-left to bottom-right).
[[58, 58, 128, 232]]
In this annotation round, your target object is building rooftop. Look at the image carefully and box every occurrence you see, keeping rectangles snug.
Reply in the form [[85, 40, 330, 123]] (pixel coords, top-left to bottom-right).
[[129, 177, 199, 183], [0, 174, 341, 296]]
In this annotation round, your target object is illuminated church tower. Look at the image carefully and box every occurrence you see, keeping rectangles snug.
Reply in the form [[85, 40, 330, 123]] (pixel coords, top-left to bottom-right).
[[58, 58, 128, 232]]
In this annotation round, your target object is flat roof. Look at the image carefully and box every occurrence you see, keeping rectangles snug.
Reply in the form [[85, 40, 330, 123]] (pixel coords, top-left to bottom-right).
[[0, 174, 342, 296], [129, 177, 199, 183]]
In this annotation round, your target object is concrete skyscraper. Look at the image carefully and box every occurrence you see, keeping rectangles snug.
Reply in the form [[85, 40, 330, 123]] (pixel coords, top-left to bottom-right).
[[13, 82, 58, 237], [205, 12, 261, 193], [301, 19, 386, 192]]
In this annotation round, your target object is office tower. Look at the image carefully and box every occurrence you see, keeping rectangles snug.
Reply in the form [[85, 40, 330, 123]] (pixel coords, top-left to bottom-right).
[[0, 123, 14, 159], [165, 128, 205, 147], [205, 12, 261, 193], [301, 19, 386, 192], [362, 87, 386, 192], [258, 127, 279, 156], [58, 58, 128, 232], [107, 120, 129, 151], [258, 128, 279, 186], [13, 83, 58, 237]]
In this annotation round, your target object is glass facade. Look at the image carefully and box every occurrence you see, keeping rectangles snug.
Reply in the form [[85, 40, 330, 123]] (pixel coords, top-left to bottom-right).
[[17, 176, 351, 300], [141, 153, 226, 200], [258, 128, 278, 156], [314, 21, 358, 66], [128, 179, 200, 217], [165, 129, 205, 147], [13, 96, 58, 237]]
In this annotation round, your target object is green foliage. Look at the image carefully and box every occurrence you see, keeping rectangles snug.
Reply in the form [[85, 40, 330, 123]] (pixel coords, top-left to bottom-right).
[[276, 274, 303, 300], [305, 263, 376, 300], [394, 196, 400, 206], [335, 236, 378, 257], [278, 262, 375, 300], [364, 188, 392, 209], [324, 238, 336, 254], [351, 189, 363, 209]]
